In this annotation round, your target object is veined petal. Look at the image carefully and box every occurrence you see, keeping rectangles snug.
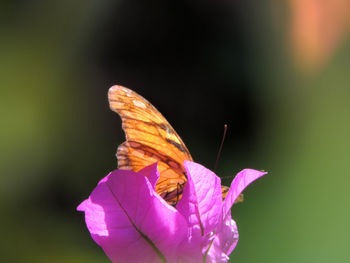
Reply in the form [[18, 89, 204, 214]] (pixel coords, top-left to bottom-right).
[[206, 213, 239, 262], [223, 169, 267, 217], [177, 161, 223, 236], [204, 215, 239, 263], [77, 167, 186, 263], [220, 215, 239, 255], [176, 161, 223, 262]]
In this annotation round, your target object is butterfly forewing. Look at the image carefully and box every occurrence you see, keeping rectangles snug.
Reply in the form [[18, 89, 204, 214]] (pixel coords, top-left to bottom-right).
[[108, 85, 192, 204]]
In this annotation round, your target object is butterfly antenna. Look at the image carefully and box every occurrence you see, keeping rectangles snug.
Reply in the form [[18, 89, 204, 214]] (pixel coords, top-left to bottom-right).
[[214, 124, 228, 172]]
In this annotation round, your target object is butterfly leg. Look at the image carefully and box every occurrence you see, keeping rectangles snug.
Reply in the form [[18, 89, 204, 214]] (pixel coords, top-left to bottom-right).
[[174, 182, 182, 205]]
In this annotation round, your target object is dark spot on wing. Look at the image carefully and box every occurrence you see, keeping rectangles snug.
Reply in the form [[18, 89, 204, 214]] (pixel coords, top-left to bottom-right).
[[166, 138, 186, 153], [157, 123, 171, 133]]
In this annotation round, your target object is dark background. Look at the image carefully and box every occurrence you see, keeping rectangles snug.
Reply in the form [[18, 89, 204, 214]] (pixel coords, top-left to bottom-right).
[[1, 0, 350, 262]]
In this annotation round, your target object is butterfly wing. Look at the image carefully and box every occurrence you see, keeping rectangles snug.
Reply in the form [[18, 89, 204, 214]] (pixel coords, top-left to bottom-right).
[[108, 85, 193, 204]]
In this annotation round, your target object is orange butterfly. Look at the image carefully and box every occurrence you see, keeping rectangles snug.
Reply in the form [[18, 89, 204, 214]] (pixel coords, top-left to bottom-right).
[[108, 85, 231, 205]]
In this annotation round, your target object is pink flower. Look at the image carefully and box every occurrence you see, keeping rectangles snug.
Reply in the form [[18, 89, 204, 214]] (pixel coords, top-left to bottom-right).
[[77, 161, 266, 263]]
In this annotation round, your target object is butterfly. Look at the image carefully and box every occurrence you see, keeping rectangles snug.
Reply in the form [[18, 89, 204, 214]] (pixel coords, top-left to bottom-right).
[[108, 85, 232, 205]]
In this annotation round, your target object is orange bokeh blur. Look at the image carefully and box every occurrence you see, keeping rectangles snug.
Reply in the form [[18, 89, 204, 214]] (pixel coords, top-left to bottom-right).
[[289, 0, 350, 72]]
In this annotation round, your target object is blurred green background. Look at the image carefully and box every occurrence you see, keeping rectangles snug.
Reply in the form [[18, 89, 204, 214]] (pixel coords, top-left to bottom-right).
[[1, 1, 350, 262]]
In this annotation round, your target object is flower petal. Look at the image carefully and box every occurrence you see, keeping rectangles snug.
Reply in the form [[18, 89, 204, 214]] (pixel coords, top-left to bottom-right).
[[177, 161, 223, 236], [138, 162, 159, 190], [77, 167, 186, 263], [223, 169, 267, 217], [176, 161, 223, 262], [205, 215, 239, 263]]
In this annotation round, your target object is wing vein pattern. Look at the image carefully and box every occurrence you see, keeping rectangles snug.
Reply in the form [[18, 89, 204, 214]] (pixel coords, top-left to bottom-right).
[[108, 85, 193, 204]]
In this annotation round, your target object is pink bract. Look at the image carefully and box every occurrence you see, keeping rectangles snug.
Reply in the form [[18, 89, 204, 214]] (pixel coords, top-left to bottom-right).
[[77, 161, 267, 263]]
